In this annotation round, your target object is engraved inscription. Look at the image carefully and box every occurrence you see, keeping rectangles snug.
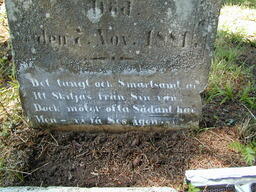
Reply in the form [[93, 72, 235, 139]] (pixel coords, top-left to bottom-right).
[[24, 73, 200, 127], [97, 29, 128, 46], [6, 0, 222, 129], [36, 29, 191, 49], [89, 0, 132, 17], [36, 29, 81, 47]]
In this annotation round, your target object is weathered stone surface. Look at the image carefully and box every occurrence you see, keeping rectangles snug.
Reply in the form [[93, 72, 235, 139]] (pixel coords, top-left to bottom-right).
[[6, 0, 222, 131]]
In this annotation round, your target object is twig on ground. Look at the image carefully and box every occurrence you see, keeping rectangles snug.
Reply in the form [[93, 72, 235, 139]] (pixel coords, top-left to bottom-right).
[[194, 137, 212, 152], [36, 144, 46, 160], [209, 130, 235, 142], [50, 132, 59, 146], [0, 168, 32, 175], [30, 162, 49, 174], [241, 104, 256, 120], [16, 135, 26, 143]]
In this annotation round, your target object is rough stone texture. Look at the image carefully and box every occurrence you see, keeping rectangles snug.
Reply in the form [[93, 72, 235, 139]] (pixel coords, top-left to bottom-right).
[[6, 0, 222, 131]]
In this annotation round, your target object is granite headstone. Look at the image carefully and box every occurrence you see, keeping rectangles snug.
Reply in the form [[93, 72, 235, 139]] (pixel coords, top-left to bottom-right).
[[6, 0, 222, 131]]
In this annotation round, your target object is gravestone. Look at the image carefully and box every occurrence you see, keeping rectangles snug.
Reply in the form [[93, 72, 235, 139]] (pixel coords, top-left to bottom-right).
[[6, 0, 222, 131]]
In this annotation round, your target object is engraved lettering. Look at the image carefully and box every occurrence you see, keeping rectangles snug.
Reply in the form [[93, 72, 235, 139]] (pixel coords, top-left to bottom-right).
[[91, 0, 132, 16], [177, 106, 195, 114], [34, 103, 59, 112], [33, 92, 47, 100], [51, 92, 92, 103], [97, 29, 105, 45], [67, 104, 100, 112], [131, 93, 150, 101], [118, 80, 180, 89], [186, 84, 196, 89], [107, 117, 127, 125], [35, 115, 57, 124], [90, 117, 102, 124], [122, 36, 127, 45], [132, 119, 159, 126], [133, 105, 172, 113], [111, 35, 119, 45], [99, 1, 104, 13], [157, 95, 177, 101], [74, 37, 81, 46], [106, 104, 129, 113], [36, 29, 78, 47], [146, 30, 153, 46], [98, 93, 125, 101], [29, 78, 50, 87], [182, 32, 187, 47], [156, 31, 166, 47], [95, 81, 112, 88], [109, 1, 117, 15], [57, 79, 90, 89]]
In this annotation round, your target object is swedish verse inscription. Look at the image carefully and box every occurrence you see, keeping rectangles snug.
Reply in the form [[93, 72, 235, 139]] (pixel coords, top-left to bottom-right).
[[6, 0, 222, 130], [26, 74, 198, 126]]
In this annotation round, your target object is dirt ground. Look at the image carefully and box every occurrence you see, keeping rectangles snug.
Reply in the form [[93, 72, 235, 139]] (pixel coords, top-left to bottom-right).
[[4, 60, 252, 188], [1, 126, 245, 188], [0, 0, 255, 189]]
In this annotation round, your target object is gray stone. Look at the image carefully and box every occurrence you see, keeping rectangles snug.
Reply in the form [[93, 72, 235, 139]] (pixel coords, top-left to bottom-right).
[[6, 0, 222, 131]]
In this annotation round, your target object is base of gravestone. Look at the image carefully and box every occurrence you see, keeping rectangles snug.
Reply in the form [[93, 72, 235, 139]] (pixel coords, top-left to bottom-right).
[[50, 122, 199, 132]]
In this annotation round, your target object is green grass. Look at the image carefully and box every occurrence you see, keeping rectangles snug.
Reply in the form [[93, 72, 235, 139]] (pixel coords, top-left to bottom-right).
[[224, 0, 256, 8], [0, 79, 23, 185], [0, 54, 15, 82], [0, 0, 256, 185], [206, 0, 256, 160], [206, 30, 256, 109], [0, 2, 24, 185], [187, 184, 201, 192], [229, 141, 256, 165], [206, 1, 256, 110]]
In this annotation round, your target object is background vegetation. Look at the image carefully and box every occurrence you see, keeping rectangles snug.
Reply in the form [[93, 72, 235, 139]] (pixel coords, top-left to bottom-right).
[[0, 0, 255, 186]]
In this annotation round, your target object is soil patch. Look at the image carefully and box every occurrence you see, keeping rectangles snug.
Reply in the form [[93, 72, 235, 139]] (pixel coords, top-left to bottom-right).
[[237, 45, 256, 78], [200, 99, 247, 128], [3, 127, 244, 188], [0, 0, 253, 188]]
